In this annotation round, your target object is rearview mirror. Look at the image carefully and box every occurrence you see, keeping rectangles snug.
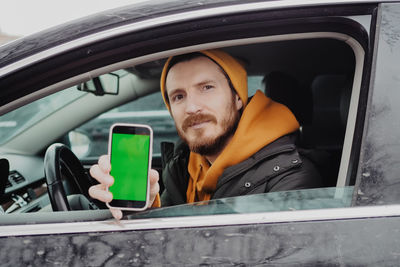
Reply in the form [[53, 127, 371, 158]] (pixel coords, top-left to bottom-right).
[[78, 73, 120, 96]]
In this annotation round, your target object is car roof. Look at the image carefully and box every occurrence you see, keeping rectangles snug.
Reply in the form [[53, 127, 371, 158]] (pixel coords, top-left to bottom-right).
[[0, 0, 392, 72]]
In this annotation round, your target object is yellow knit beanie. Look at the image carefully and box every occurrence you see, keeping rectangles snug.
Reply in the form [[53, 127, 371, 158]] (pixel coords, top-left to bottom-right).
[[160, 49, 248, 110]]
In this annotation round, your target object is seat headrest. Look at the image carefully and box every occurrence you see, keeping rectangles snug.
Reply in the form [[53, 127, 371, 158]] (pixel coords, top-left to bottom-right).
[[309, 74, 352, 149], [263, 71, 312, 125]]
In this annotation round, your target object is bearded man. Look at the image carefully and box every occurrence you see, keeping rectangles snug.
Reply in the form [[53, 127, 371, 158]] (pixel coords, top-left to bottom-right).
[[89, 49, 322, 219]]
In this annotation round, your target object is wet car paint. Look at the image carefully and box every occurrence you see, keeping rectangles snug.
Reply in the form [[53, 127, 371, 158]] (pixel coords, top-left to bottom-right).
[[1, 216, 400, 265]]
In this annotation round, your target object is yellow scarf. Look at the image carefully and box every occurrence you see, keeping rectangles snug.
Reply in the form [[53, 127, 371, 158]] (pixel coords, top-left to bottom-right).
[[186, 90, 299, 202]]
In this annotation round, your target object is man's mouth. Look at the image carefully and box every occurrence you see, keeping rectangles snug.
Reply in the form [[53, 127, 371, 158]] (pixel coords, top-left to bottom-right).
[[182, 114, 217, 132], [189, 120, 210, 129]]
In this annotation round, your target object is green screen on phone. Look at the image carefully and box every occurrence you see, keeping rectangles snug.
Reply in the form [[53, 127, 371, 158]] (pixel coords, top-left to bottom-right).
[[109, 132, 150, 201]]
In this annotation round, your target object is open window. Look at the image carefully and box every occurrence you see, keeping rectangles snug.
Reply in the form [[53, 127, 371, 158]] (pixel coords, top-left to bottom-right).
[[59, 31, 364, 218]]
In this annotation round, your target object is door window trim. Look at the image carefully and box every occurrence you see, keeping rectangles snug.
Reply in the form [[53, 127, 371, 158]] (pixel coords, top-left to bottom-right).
[[1, 202, 400, 237]]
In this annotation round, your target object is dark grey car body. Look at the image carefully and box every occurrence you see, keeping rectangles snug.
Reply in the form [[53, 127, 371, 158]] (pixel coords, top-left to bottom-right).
[[1, 0, 400, 265]]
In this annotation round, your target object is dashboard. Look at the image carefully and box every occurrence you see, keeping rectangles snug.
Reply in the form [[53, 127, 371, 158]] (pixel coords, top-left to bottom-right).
[[0, 154, 50, 213]]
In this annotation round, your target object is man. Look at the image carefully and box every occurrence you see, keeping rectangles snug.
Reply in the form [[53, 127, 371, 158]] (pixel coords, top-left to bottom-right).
[[89, 49, 321, 219]]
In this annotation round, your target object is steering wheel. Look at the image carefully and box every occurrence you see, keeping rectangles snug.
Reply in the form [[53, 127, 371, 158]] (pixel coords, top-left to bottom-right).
[[44, 143, 94, 211]]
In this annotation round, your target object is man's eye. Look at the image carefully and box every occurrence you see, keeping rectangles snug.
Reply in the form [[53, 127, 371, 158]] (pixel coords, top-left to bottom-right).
[[172, 94, 184, 102], [203, 85, 214, 90]]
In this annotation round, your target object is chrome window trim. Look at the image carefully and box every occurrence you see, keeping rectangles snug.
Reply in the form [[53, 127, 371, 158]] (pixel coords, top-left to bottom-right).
[[1, 204, 400, 237], [337, 35, 365, 187], [0, 0, 379, 78]]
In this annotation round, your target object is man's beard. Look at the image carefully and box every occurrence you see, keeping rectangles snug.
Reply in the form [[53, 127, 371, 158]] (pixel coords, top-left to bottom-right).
[[176, 103, 240, 157]]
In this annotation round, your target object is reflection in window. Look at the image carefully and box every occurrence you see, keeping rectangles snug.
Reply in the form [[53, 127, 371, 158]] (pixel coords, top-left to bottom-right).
[[129, 187, 353, 219]]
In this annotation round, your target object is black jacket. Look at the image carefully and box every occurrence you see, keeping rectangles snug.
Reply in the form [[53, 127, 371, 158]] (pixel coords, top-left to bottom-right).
[[160, 135, 322, 206]]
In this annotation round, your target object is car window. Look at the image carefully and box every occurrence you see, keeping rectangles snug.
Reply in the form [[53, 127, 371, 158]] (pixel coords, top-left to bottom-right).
[[130, 186, 353, 219]]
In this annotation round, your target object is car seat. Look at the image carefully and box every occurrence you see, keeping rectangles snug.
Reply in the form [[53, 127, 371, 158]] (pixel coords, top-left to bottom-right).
[[263, 72, 352, 187], [301, 74, 352, 186]]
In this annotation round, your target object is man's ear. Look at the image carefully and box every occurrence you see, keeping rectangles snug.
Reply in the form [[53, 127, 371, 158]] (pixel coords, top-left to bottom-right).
[[235, 94, 243, 111]]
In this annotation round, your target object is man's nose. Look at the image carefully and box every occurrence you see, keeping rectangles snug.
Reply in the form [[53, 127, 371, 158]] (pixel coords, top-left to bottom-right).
[[184, 93, 202, 114]]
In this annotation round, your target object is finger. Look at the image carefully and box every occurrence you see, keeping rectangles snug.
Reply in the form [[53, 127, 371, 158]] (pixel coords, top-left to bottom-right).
[[89, 164, 114, 186], [88, 184, 113, 203], [148, 169, 160, 204], [149, 182, 160, 204], [149, 169, 159, 185], [110, 208, 123, 220], [98, 155, 111, 173]]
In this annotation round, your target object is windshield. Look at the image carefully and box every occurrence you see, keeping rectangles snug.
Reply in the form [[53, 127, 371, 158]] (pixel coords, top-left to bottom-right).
[[0, 87, 85, 144]]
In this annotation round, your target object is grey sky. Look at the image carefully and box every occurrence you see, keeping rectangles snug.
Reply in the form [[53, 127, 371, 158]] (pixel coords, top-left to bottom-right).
[[0, 0, 145, 36]]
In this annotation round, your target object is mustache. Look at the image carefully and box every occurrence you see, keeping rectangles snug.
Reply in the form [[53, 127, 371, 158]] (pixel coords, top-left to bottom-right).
[[182, 113, 217, 132]]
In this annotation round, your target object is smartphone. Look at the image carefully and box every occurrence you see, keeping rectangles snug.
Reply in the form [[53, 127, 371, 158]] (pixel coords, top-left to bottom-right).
[[107, 123, 153, 211]]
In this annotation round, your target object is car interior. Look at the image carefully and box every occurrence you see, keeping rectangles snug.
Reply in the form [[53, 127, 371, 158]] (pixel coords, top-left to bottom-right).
[[0, 31, 363, 224]]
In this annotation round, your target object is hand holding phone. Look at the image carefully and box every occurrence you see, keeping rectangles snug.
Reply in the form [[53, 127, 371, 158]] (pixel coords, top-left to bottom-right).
[[107, 123, 153, 211], [88, 155, 160, 220]]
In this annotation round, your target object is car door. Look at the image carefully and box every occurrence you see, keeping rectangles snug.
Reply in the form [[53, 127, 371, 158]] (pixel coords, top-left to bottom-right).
[[1, 1, 400, 265]]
